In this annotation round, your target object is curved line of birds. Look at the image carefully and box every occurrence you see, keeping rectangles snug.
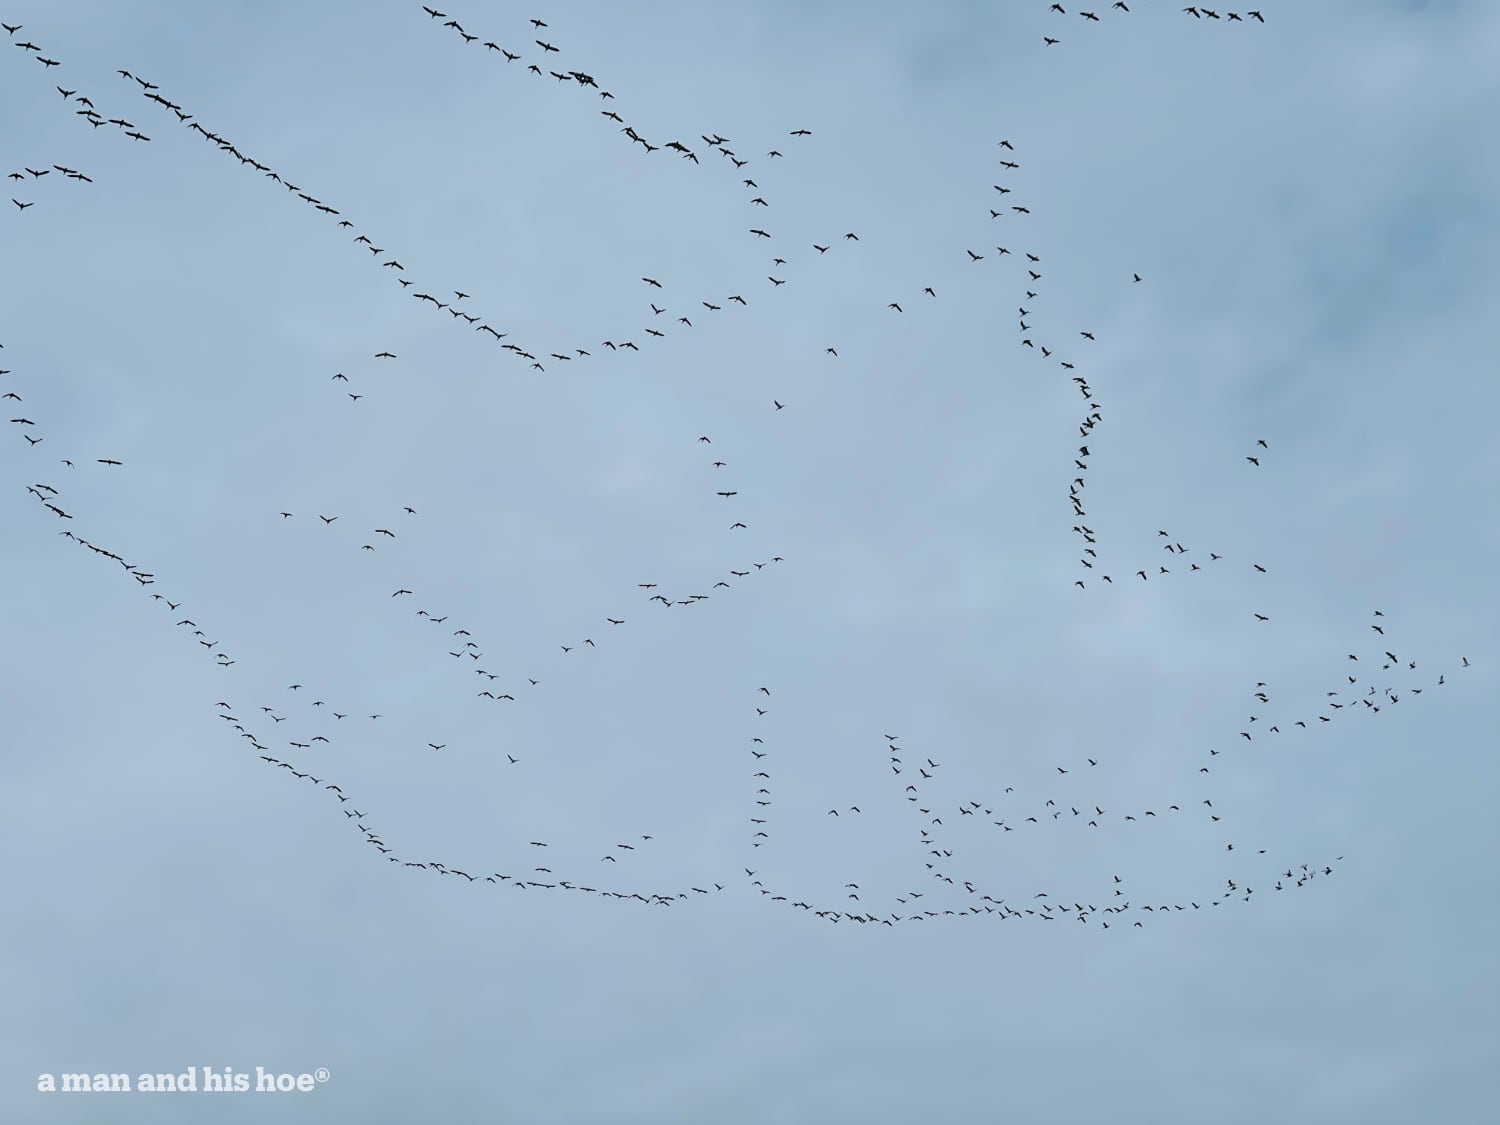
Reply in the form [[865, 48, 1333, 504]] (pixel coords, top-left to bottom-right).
[[18, 480, 751, 907], [14, 407, 793, 905], [7, 12, 834, 376], [14, 417, 786, 900]]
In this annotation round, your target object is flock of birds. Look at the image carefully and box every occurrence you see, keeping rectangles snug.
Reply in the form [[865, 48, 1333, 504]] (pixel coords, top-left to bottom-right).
[[5, 4, 1476, 929], [1038, 3, 1266, 46]]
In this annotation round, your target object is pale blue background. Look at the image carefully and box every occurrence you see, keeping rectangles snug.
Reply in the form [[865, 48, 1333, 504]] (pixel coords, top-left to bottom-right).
[[2, 2, 1496, 1122]]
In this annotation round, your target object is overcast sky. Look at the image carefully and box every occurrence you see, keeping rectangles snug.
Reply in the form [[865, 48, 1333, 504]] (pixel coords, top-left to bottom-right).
[[3, 1, 1497, 1122]]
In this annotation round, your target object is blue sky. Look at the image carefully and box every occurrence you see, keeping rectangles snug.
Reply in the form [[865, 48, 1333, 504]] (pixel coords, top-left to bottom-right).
[[3, 1, 1497, 1122]]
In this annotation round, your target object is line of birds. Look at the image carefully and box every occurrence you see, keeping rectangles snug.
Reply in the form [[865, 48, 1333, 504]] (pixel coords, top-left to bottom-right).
[[1041, 3, 1266, 49], [10, 10, 1153, 406], [9, 10, 1039, 384]]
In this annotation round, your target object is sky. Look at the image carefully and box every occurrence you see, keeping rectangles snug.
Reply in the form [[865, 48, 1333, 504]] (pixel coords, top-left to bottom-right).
[[2, 1, 1497, 1122]]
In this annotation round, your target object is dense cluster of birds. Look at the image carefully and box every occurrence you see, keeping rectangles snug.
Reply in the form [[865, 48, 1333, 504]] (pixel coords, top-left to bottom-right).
[[5, 4, 1476, 928]]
